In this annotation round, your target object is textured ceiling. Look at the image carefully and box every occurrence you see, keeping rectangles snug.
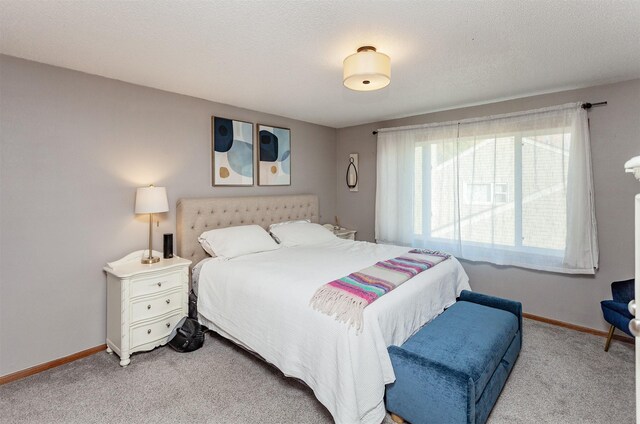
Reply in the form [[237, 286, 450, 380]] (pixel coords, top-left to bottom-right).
[[1, 1, 639, 128]]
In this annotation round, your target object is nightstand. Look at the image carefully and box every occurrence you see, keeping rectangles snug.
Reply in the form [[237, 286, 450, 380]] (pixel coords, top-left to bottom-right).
[[104, 252, 191, 366], [333, 228, 357, 241]]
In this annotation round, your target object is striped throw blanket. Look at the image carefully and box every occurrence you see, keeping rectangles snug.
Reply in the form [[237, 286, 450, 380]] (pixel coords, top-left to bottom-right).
[[310, 249, 451, 331]]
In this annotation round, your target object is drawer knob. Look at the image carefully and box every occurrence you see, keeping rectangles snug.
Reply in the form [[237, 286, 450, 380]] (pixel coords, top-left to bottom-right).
[[147, 304, 151, 310], [166, 299, 170, 304], [166, 323, 171, 328], [147, 329, 151, 334], [157, 282, 162, 287]]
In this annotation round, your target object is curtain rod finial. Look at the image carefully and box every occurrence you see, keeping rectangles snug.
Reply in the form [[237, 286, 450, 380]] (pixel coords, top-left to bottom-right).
[[582, 101, 607, 109]]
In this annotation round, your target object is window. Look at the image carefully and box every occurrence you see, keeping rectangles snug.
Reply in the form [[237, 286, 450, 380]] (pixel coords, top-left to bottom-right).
[[462, 182, 509, 205], [417, 133, 568, 254], [376, 103, 598, 274], [493, 183, 508, 204], [463, 183, 493, 205]]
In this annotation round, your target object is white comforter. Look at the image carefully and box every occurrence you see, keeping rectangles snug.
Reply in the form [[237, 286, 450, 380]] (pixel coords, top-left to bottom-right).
[[195, 239, 470, 424]]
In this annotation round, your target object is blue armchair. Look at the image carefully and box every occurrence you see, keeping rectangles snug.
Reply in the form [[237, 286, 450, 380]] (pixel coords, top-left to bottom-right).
[[600, 278, 635, 351]]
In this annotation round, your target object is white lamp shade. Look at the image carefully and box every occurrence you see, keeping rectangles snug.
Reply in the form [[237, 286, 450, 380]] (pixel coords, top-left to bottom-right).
[[625, 155, 640, 180], [135, 186, 169, 214], [343, 48, 391, 91]]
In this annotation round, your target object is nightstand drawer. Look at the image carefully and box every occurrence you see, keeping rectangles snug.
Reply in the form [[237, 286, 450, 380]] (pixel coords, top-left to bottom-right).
[[130, 312, 183, 349], [130, 290, 183, 324], [130, 271, 182, 298]]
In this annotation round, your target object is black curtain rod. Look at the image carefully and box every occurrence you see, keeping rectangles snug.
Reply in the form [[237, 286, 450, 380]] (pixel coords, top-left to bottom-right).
[[372, 101, 608, 135], [581, 101, 607, 109]]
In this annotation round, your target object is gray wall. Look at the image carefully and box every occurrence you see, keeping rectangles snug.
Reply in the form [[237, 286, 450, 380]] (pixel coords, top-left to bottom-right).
[[0, 55, 337, 376], [336, 79, 640, 332], [1, 52, 637, 376]]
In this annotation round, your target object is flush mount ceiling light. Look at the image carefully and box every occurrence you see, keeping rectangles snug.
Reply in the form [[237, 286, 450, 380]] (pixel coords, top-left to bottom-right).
[[343, 46, 391, 91]]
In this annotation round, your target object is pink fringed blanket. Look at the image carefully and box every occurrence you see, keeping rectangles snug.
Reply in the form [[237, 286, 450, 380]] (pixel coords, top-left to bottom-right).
[[309, 249, 451, 331]]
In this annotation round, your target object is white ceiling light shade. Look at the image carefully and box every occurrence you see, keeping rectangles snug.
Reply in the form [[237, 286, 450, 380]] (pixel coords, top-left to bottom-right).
[[343, 46, 391, 91]]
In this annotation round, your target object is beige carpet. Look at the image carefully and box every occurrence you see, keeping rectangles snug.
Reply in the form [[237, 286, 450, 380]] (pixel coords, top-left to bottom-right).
[[1, 319, 634, 423]]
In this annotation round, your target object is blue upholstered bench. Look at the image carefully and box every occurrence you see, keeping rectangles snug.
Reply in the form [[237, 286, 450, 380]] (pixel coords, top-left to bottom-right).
[[386, 290, 522, 424]]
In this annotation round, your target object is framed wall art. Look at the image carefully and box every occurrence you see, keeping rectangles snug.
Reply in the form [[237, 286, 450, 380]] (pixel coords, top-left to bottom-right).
[[258, 124, 291, 186], [211, 117, 254, 186]]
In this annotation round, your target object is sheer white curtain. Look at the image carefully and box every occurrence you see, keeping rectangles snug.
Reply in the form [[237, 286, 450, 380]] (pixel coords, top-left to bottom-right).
[[375, 103, 598, 274]]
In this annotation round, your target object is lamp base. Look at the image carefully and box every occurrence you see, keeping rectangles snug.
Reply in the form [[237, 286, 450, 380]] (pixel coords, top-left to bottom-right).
[[141, 256, 160, 264]]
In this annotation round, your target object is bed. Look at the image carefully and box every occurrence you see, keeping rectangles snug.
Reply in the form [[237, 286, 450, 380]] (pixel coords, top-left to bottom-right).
[[177, 195, 470, 424]]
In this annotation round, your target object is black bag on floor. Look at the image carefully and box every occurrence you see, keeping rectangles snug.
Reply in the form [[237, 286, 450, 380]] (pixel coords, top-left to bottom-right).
[[168, 317, 205, 352]]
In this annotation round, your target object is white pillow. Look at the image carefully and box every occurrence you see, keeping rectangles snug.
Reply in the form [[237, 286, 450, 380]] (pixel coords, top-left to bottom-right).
[[268, 219, 311, 243], [268, 218, 311, 231], [269, 222, 337, 247], [198, 225, 280, 258]]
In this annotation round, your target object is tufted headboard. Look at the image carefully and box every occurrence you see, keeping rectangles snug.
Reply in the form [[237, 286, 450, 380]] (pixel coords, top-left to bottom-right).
[[176, 194, 319, 267]]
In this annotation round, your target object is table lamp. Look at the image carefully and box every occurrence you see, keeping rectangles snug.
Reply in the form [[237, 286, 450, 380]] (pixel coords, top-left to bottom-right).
[[135, 185, 169, 264], [625, 155, 640, 181]]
